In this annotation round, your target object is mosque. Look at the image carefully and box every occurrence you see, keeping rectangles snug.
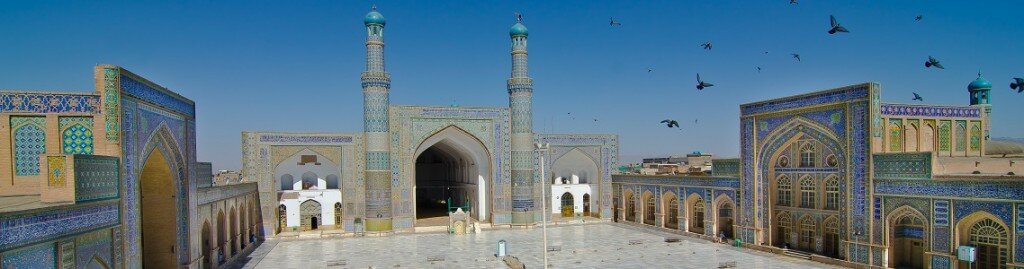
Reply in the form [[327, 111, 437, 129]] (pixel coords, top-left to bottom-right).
[[241, 7, 619, 235], [612, 77, 1024, 269]]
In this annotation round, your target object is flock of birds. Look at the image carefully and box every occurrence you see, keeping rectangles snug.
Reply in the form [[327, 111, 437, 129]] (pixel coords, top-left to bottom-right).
[[602, 3, 1022, 131]]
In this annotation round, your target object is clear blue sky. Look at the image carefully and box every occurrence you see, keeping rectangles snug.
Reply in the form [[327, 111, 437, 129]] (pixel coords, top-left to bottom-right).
[[2, 1, 1022, 170]]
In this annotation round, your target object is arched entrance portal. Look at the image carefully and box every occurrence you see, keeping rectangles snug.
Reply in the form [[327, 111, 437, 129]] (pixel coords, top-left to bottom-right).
[[582, 193, 591, 216], [300, 200, 322, 231], [888, 207, 927, 269], [139, 148, 179, 268], [561, 192, 574, 217], [201, 221, 211, 269], [413, 127, 491, 226]]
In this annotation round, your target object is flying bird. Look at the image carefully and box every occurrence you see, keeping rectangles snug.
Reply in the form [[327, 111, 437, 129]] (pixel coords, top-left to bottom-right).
[[515, 12, 523, 23], [661, 119, 680, 129], [701, 41, 712, 50], [828, 15, 850, 34], [647, 67, 654, 73], [912, 92, 924, 101], [1011, 78, 1024, 93], [924, 56, 944, 69], [609, 17, 621, 26], [756, 66, 762, 73], [791, 53, 801, 61], [696, 73, 714, 90], [790, 0, 798, 4], [915, 15, 923, 21]]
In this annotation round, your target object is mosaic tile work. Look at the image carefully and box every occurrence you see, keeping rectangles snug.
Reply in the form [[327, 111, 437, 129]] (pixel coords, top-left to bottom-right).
[[711, 159, 740, 176], [59, 117, 94, 155], [119, 74, 195, 116], [1, 242, 55, 269], [874, 179, 1024, 200], [74, 228, 112, 269], [73, 155, 120, 203], [880, 103, 981, 118], [872, 152, 931, 180], [102, 67, 120, 142], [0, 203, 119, 252], [11, 116, 46, 176], [0, 92, 101, 114], [47, 156, 67, 187], [59, 240, 73, 269]]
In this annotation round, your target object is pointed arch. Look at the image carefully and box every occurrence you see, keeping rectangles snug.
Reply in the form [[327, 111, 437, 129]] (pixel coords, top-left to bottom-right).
[[413, 125, 493, 222], [641, 190, 655, 225], [822, 216, 840, 258], [921, 122, 935, 152], [623, 188, 636, 222], [775, 211, 793, 247], [956, 211, 1010, 269], [662, 191, 679, 229], [905, 123, 919, 152], [686, 193, 706, 234], [551, 148, 600, 185], [138, 124, 186, 267], [714, 194, 735, 239], [797, 215, 816, 252], [887, 205, 928, 268]]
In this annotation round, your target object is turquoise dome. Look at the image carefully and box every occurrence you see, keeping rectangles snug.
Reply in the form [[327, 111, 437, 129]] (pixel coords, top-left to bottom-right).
[[364, 8, 385, 26], [968, 75, 992, 90], [509, 22, 528, 37]]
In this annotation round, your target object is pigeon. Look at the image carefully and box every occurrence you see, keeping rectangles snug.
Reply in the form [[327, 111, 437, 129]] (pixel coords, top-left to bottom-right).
[[828, 15, 849, 34], [515, 12, 523, 23], [912, 92, 923, 101], [790, 0, 798, 4], [1011, 78, 1024, 93], [661, 119, 680, 129], [924, 56, 944, 69], [915, 15, 923, 21], [609, 17, 621, 26], [756, 66, 762, 73], [647, 67, 654, 73], [696, 73, 714, 90], [791, 53, 801, 61], [701, 41, 712, 50]]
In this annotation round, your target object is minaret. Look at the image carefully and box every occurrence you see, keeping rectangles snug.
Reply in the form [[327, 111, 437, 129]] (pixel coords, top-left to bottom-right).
[[968, 72, 992, 141], [362, 6, 392, 231], [508, 14, 536, 225]]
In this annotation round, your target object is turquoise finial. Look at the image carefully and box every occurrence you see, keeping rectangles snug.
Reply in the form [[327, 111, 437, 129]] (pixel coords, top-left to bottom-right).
[[364, 5, 385, 26], [968, 72, 991, 91], [510, 12, 528, 37]]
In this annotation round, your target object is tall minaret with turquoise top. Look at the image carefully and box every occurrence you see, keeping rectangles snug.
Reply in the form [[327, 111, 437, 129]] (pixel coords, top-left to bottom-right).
[[508, 15, 536, 225], [968, 73, 992, 141], [362, 6, 392, 231]]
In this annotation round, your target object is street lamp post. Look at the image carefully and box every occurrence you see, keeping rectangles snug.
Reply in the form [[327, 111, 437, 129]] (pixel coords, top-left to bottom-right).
[[535, 142, 550, 269]]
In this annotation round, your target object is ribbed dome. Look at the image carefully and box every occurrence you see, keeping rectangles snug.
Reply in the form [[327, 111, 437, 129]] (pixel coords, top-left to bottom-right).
[[509, 22, 528, 37], [969, 75, 992, 91], [364, 7, 385, 26]]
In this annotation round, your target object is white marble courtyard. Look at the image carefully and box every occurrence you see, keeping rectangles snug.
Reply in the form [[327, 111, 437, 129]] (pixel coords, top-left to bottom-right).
[[232, 223, 837, 269]]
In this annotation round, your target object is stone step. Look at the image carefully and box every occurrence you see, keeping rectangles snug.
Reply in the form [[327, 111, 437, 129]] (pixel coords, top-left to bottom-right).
[[782, 250, 812, 260]]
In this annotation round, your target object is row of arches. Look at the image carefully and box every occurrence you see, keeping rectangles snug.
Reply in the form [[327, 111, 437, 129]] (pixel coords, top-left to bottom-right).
[[199, 196, 260, 269], [558, 192, 591, 217], [279, 172, 340, 190], [885, 120, 983, 154], [277, 200, 344, 232], [620, 189, 735, 239]]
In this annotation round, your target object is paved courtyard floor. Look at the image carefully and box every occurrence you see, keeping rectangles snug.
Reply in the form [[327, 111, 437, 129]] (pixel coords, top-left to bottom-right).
[[233, 223, 837, 268]]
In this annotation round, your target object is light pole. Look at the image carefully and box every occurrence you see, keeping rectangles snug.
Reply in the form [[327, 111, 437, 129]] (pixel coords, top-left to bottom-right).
[[535, 142, 550, 269]]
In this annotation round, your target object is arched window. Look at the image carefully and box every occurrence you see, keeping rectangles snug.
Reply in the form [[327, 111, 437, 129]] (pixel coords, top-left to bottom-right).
[[12, 119, 46, 176], [690, 197, 705, 234], [800, 176, 816, 209], [334, 202, 343, 226], [956, 121, 967, 151], [301, 172, 317, 190], [777, 212, 792, 247], [582, 193, 591, 216], [326, 174, 339, 189], [890, 121, 903, 151], [969, 219, 1009, 269], [938, 122, 951, 151], [800, 142, 815, 167], [643, 192, 656, 225], [666, 195, 679, 229], [624, 191, 636, 222], [799, 216, 816, 252], [970, 125, 981, 151], [824, 176, 839, 210], [777, 175, 792, 206], [279, 174, 294, 190], [278, 206, 286, 234], [823, 216, 840, 257]]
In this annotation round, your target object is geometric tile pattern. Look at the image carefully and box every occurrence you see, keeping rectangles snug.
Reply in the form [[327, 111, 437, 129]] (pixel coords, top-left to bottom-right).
[[880, 103, 981, 118], [73, 155, 120, 203], [872, 152, 931, 180], [0, 92, 100, 114], [11, 116, 46, 176], [1, 242, 55, 269], [0, 202, 119, 252], [47, 156, 66, 187], [59, 117, 94, 155], [119, 72, 195, 116], [103, 67, 120, 142]]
